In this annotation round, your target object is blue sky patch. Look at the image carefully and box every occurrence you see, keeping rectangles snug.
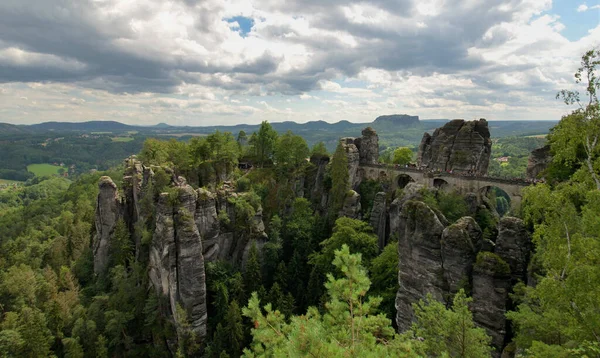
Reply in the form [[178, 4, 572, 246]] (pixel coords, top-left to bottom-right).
[[550, 0, 600, 41], [225, 16, 255, 37]]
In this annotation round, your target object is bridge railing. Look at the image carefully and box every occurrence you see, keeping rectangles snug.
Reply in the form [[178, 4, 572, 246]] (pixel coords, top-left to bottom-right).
[[359, 163, 531, 186]]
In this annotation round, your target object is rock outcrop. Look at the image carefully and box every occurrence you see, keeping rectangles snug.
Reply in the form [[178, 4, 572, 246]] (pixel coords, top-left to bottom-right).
[[393, 200, 447, 332], [441, 217, 482, 295], [340, 137, 361, 188], [148, 184, 208, 344], [369, 192, 387, 249], [306, 155, 330, 211], [339, 190, 361, 219], [173, 185, 208, 338], [195, 188, 221, 261], [472, 252, 511, 357], [417, 119, 492, 174], [358, 127, 379, 165], [526, 145, 551, 179], [495, 217, 530, 284], [391, 190, 532, 355], [93, 176, 121, 275], [340, 127, 380, 188]]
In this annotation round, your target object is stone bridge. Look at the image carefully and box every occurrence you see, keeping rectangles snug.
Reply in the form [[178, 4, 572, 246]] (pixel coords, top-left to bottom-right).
[[358, 163, 530, 210]]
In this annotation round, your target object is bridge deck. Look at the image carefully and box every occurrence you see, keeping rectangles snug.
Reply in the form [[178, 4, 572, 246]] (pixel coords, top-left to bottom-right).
[[359, 163, 531, 187]]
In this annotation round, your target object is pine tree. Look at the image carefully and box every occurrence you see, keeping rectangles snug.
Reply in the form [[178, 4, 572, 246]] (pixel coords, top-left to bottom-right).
[[243, 241, 262, 301], [224, 301, 244, 357], [243, 245, 422, 356]]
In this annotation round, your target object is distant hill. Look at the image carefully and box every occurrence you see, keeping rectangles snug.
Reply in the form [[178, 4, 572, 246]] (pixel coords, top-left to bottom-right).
[[0, 123, 30, 135], [374, 114, 420, 126], [0, 117, 558, 151], [29, 121, 137, 132]]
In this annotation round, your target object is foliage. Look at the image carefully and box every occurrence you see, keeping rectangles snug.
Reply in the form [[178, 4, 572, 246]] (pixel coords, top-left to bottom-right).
[[242, 245, 423, 357], [311, 217, 378, 278], [250, 121, 278, 167], [392, 147, 413, 165], [507, 184, 600, 354], [369, 241, 399, 322], [310, 142, 329, 159], [409, 289, 492, 357], [552, 49, 600, 189]]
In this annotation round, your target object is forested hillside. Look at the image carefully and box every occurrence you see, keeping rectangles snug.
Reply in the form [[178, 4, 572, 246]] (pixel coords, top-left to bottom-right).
[[0, 50, 598, 358]]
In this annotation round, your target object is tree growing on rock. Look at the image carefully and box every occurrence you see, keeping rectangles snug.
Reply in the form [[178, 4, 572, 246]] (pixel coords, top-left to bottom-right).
[[329, 142, 349, 217]]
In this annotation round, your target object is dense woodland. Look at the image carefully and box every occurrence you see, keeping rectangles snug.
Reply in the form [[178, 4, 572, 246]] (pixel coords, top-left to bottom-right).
[[0, 50, 599, 358]]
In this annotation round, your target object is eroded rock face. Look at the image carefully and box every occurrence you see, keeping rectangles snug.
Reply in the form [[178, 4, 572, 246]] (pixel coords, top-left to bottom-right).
[[526, 145, 551, 179], [495, 217, 531, 284], [148, 193, 177, 330], [340, 190, 361, 219], [358, 127, 379, 165], [393, 200, 447, 332], [472, 252, 511, 357], [340, 137, 361, 189], [441, 217, 482, 295], [417, 119, 492, 174], [307, 156, 330, 210], [148, 185, 208, 343], [369, 192, 387, 250], [174, 185, 208, 339], [195, 188, 221, 261], [93, 176, 121, 275]]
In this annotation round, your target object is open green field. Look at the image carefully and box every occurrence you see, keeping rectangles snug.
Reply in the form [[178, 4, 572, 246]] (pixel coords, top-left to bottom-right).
[[524, 134, 547, 138], [111, 136, 134, 142], [27, 163, 63, 176], [0, 179, 23, 185]]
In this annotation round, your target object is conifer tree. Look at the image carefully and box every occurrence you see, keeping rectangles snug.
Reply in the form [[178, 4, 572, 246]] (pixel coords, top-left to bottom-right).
[[243, 241, 262, 300]]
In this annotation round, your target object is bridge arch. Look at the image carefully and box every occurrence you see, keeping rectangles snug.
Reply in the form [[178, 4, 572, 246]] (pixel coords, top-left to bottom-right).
[[396, 174, 415, 189], [479, 185, 512, 216], [433, 178, 450, 190]]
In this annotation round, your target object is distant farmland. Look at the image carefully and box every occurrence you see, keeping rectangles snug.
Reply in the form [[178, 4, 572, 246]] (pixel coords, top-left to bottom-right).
[[27, 163, 63, 176]]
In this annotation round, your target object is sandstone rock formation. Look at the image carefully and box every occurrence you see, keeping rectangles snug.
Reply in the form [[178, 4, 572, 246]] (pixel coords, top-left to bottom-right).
[[358, 127, 379, 165], [390, 190, 532, 355], [308, 156, 330, 211], [526, 145, 551, 179], [339, 190, 361, 219], [417, 119, 492, 174], [441, 217, 482, 295], [369, 192, 387, 250], [93, 176, 121, 275], [495, 217, 530, 284], [392, 200, 447, 332], [340, 127, 380, 188], [148, 184, 208, 344], [340, 137, 361, 189], [472, 252, 511, 357], [195, 188, 221, 261]]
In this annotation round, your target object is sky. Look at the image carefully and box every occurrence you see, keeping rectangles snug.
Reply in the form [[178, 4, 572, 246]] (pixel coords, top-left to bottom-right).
[[0, 0, 599, 126]]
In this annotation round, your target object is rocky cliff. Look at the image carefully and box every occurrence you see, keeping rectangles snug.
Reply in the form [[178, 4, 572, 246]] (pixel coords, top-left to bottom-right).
[[526, 145, 551, 179], [391, 195, 532, 355], [417, 119, 492, 174], [93, 176, 121, 275], [94, 157, 270, 351], [340, 127, 380, 188]]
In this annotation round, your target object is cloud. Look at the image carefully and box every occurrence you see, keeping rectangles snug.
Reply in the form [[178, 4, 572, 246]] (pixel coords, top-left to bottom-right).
[[577, 3, 600, 12], [0, 0, 596, 124]]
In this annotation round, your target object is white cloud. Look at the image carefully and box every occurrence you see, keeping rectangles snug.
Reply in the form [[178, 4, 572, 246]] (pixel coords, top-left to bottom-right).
[[0, 0, 596, 124]]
